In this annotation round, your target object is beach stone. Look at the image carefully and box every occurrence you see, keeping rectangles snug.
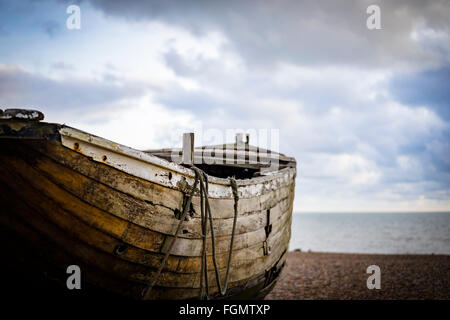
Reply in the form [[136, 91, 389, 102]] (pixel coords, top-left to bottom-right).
[[265, 251, 450, 300]]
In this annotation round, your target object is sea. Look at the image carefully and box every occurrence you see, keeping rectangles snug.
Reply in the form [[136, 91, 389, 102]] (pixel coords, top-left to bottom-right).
[[289, 212, 450, 255]]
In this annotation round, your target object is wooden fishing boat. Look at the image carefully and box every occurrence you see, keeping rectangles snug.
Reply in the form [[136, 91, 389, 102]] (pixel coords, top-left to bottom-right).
[[0, 108, 296, 300]]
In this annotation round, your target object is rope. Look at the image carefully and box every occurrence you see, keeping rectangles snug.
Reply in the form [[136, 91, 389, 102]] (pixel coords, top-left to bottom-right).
[[221, 176, 239, 295], [142, 166, 239, 300], [193, 167, 239, 297], [198, 169, 209, 299], [141, 170, 200, 299]]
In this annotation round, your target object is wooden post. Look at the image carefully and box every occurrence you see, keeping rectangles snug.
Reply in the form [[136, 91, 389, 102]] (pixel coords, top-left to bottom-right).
[[235, 133, 245, 164], [182, 132, 194, 165], [235, 133, 243, 145]]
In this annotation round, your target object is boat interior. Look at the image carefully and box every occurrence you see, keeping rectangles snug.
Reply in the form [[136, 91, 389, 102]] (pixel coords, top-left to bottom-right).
[[144, 143, 296, 180]]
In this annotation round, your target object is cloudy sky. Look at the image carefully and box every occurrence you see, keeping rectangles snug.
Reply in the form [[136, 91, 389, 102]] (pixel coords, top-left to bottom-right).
[[0, 0, 449, 212]]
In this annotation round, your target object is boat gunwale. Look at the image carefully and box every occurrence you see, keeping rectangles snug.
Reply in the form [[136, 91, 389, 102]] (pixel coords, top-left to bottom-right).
[[59, 125, 296, 188]]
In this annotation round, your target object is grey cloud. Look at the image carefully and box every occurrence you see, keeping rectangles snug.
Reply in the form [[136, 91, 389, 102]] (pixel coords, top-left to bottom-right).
[[82, 0, 450, 209], [154, 69, 450, 202], [4, 0, 447, 210], [163, 48, 220, 77], [78, 0, 450, 69], [0, 65, 146, 114], [389, 67, 450, 120]]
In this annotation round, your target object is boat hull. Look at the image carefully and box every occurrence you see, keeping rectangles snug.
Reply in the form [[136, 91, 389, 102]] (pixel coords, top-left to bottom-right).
[[0, 121, 295, 300]]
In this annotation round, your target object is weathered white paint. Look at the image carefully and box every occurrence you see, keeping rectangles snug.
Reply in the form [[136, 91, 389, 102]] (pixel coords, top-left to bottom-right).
[[0, 109, 44, 120], [59, 126, 296, 199]]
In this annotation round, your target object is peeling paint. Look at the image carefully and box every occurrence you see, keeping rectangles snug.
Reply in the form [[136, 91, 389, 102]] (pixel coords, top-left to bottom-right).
[[59, 126, 296, 199], [0, 109, 44, 121]]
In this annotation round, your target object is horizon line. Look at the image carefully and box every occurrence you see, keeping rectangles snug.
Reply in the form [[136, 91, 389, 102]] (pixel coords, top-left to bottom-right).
[[293, 210, 450, 214]]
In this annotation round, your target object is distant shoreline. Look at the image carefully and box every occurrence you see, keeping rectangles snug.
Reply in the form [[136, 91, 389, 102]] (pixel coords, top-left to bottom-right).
[[289, 249, 450, 256], [289, 212, 450, 256], [293, 211, 450, 214], [266, 251, 450, 300]]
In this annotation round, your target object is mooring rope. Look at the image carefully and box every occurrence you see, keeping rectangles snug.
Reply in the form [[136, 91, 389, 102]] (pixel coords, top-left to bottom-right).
[[141, 170, 200, 299], [142, 166, 239, 300], [193, 167, 239, 298], [198, 170, 209, 299], [220, 176, 239, 296]]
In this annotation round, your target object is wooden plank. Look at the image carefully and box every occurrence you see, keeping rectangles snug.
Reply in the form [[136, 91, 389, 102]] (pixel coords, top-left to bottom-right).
[[167, 203, 292, 256], [5, 146, 293, 240], [0, 180, 291, 290], [0, 149, 293, 257], [144, 252, 288, 299], [21, 139, 295, 218], [0, 120, 60, 141], [0, 170, 292, 298], [146, 149, 296, 167], [32, 138, 295, 220], [31, 140, 185, 213], [191, 183, 294, 219], [0, 191, 148, 299], [32, 138, 296, 210], [0, 160, 291, 278], [58, 126, 297, 198]]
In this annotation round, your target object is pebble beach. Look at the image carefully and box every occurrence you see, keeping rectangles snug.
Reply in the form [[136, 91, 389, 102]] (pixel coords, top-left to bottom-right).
[[266, 251, 450, 300]]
